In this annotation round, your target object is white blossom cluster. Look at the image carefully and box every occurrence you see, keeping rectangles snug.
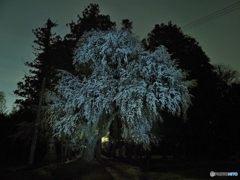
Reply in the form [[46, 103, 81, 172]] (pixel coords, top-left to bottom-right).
[[44, 29, 196, 147]]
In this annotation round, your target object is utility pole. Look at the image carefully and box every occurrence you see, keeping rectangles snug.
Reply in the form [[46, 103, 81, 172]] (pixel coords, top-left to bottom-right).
[[29, 78, 46, 165]]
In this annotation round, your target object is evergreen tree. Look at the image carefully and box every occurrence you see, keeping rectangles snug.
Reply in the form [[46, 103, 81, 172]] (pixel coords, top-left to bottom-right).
[[142, 22, 226, 160], [65, 4, 116, 53], [12, 4, 116, 162], [121, 19, 133, 32], [12, 19, 64, 162], [142, 22, 214, 80], [14, 19, 61, 110]]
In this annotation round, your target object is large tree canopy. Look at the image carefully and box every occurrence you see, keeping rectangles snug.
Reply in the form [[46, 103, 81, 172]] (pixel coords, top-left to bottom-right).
[[44, 29, 196, 161]]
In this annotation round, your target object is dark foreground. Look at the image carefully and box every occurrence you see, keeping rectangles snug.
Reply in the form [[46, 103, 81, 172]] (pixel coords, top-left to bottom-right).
[[0, 156, 239, 180]]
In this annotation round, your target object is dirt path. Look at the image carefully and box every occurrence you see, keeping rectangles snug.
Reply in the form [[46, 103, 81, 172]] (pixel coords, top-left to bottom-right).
[[100, 156, 146, 180]]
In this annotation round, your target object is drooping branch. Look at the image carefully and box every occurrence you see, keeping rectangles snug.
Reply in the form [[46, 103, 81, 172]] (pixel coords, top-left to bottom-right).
[[46, 29, 195, 159]]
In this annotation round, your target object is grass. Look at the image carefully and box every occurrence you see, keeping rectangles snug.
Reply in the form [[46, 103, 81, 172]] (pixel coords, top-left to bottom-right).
[[0, 156, 239, 180], [100, 156, 145, 180], [145, 156, 240, 180], [0, 159, 114, 180]]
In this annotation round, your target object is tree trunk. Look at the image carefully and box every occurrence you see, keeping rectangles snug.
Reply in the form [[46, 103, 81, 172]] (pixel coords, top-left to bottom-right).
[[126, 142, 134, 159], [119, 140, 123, 157], [82, 111, 119, 162], [29, 78, 45, 164], [111, 141, 117, 158], [95, 139, 102, 160], [83, 137, 99, 162], [162, 138, 167, 161]]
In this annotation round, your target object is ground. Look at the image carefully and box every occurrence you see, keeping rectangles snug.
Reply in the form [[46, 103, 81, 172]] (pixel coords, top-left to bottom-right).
[[0, 156, 239, 179]]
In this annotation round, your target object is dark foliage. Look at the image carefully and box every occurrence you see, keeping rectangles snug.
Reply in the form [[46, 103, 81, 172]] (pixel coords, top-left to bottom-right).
[[5, 4, 240, 167], [143, 22, 240, 160]]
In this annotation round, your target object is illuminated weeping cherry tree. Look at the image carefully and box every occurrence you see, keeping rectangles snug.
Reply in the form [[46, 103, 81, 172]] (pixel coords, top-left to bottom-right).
[[44, 29, 196, 161]]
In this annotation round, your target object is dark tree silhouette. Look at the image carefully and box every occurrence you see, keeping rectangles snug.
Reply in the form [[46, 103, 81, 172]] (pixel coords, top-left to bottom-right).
[[142, 22, 214, 80], [11, 19, 65, 163], [63, 4, 116, 81], [214, 64, 240, 85], [142, 22, 239, 160], [14, 19, 61, 110], [65, 4, 116, 52], [121, 19, 133, 32], [210, 65, 240, 157]]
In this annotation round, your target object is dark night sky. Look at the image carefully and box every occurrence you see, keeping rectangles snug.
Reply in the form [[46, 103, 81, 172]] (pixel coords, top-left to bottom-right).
[[0, 0, 239, 112]]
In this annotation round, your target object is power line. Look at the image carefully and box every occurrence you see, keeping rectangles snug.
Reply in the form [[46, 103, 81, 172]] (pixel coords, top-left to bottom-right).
[[182, 1, 240, 31], [181, 1, 240, 31]]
